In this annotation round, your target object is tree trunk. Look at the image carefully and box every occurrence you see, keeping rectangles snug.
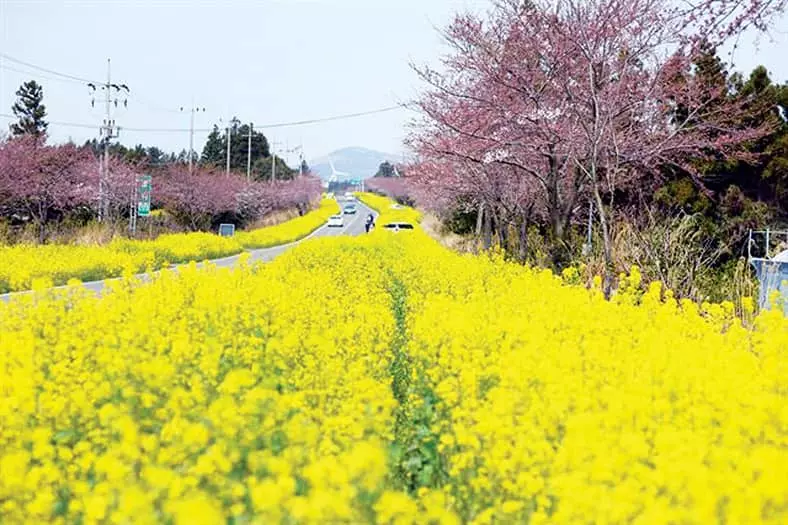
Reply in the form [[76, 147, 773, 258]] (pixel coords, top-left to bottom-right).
[[482, 207, 492, 250], [37, 202, 46, 244], [518, 217, 529, 262], [546, 161, 570, 268], [499, 219, 509, 251], [490, 207, 504, 249], [475, 202, 484, 236], [592, 181, 613, 298]]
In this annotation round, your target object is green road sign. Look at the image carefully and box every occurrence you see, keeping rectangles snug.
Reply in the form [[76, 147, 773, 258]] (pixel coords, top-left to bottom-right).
[[137, 175, 152, 217]]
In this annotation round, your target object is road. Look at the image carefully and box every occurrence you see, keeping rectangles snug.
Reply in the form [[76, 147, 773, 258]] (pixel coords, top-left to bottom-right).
[[0, 200, 374, 302], [209, 200, 372, 268]]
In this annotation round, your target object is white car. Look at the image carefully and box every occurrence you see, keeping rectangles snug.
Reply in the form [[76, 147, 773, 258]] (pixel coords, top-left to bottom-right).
[[382, 222, 414, 233], [327, 214, 344, 227]]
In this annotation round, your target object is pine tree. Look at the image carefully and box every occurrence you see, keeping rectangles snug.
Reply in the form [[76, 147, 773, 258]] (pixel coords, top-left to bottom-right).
[[10, 80, 48, 138], [252, 155, 296, 181], [201, 119, 271, 173], [375, 161, 396, 177], [231, 122, 270, 170], [201, 125, 225, 167]]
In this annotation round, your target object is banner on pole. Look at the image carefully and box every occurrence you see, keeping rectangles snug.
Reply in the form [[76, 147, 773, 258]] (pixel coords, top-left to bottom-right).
[[137, 175, 152, 217]]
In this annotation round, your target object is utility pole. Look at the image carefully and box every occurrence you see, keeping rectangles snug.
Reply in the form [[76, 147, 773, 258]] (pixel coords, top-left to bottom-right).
[[226, 122, 232, 176], [180, 101, 205, 173], [246, 123, 253, 181], [128, 174, 138, 235], [101, 59, 112, 222], [88, 58, 129, 222], [299, 142, 304, 176], [270, 140, 297, 181], [270, 138, 277, 182]]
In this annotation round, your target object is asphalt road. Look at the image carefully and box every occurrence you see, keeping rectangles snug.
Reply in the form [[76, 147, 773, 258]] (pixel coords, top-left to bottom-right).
[[0, 200, 375, 302]]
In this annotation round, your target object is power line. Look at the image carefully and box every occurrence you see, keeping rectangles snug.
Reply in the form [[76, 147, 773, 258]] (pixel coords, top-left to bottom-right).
[[0, 54, 413, 125], [0, 53, 101, 85], [1, 105, 409, 133], [0, 57, 178, 125], [128, 93, 181, 114], [258, 105, 407, 129], [122, 105, 408, 132], [0, 52, 412, 133], [0, 63, 88, 86], [0, 112, 98, 129], [0, 55, 181, 115]]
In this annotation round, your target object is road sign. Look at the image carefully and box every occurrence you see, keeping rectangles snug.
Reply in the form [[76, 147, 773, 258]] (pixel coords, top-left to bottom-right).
[[218, 223, 235, 237], [137, 175, 152, 217]]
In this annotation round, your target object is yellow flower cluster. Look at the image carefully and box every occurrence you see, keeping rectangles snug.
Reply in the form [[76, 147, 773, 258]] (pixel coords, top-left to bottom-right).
[[0, 199, 338, 293], [356, 193, 422, 226], [234, 198, 338, 249], [1, 242, 399, 523], [393, 236, 787, 524], [1, 195, 785, 523]]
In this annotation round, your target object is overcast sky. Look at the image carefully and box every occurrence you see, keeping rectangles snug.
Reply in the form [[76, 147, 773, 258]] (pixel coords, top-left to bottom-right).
[[1, 0, 787, 166]]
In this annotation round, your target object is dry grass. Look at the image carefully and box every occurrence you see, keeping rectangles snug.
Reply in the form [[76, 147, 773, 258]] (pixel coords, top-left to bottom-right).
[[420, 213, 479, 253], [245, 208, 302, 230]]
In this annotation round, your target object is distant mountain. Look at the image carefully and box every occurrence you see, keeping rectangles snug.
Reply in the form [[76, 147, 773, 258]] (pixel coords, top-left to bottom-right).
[[310, 147, 399, 181]]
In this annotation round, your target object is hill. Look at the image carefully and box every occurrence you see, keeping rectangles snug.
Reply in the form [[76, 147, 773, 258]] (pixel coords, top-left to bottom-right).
[[310, 147, 398, 181]]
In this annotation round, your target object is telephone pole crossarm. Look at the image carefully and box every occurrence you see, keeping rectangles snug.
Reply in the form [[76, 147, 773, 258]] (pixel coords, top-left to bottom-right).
[[93, 58, 129, 222]]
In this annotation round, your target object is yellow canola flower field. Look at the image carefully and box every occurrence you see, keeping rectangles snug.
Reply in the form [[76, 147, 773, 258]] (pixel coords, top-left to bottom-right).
[[356, 192, 422, 225], [0, 197, 786, 524], [0, 199, 339, 293], [234, 199, 338, 249]]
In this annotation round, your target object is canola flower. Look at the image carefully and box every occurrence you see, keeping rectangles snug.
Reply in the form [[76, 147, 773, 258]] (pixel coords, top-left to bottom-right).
[[0, 199, 338, 293], [234, 199, 339, 249], [0, 196, 785, 524], [355, 193, 422, 226]]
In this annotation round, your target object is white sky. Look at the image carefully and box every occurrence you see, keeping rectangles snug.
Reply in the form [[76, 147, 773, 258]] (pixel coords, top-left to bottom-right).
[[0, 0, 786, 166]]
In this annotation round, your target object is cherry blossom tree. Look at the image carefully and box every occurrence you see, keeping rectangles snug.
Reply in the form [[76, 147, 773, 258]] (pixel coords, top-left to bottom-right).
[[0, 136, 94, 240], [536, 0, 776, 291], [408, 3, 592, 262], [410, 0, 782, 289], [0, 136, 324, 237], [155, 165, 323, 231], [156, 165, 244, 231]]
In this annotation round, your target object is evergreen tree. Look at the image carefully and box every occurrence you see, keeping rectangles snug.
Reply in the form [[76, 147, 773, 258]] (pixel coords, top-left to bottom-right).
[[201, 125, 225, 166], [146, 146, 167, 167], [10, 80, 48, 138], [201, 119, 271, 172], [374, 161, 396, 177], [252, 155, 296, 182]]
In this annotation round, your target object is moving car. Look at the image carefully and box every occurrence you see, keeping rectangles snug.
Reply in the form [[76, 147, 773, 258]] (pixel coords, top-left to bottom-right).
[[343, 204, 357, 215], [327, 214, 344, 227], [382, 222, 414, 232]]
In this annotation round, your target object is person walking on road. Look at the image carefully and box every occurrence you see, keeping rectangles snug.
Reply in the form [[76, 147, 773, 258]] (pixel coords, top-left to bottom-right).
[[365, 213, 375, 233]]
